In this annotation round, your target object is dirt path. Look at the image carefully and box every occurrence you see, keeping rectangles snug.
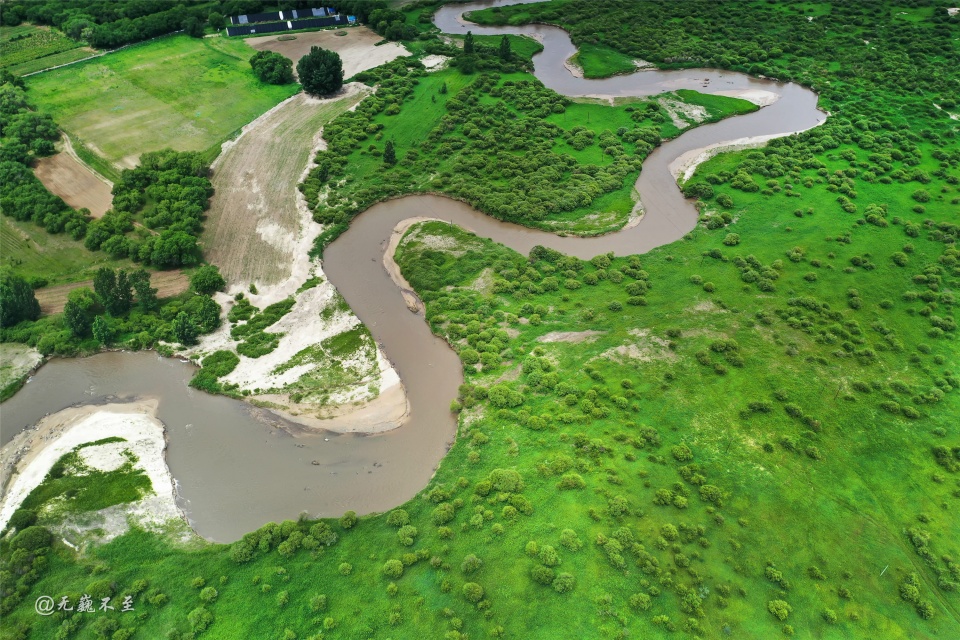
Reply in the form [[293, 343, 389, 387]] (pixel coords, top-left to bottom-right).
[[35, 270, 189, 315], [33, 138, 114, 217], [246, 27, 409, 79]]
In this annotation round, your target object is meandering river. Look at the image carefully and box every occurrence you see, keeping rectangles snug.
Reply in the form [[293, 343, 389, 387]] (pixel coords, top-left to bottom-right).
[[0, 0, 825, 541]]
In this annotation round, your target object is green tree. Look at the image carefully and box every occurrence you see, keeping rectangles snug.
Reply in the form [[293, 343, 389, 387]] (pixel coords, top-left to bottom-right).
[[498, 35, 511, 60], [129, 268, 158, 311], [92, 315, 113, 345], [297, 47, 344, 97], [182, 17, 205, 38], [464, 31, 475, 55], [64, 288, 98, 337], [208, 12, 224, 30], [0, 268, 40, 327], [172, 312, 199, 345], [383, 140, 397, 166], [191, 265, 226, 295], [250, 51, 294, 85]]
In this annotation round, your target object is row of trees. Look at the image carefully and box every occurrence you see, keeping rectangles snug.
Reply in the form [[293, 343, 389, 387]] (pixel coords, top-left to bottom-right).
[[0, 80, 90, 240], [2, 264, 225, 354]]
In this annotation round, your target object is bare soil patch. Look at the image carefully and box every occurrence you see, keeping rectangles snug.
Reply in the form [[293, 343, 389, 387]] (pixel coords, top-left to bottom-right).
[[246, 27, 409, 79], [35, 270, 188, 315], [34, 150, 113, 217], [203, 87, 368, 289]]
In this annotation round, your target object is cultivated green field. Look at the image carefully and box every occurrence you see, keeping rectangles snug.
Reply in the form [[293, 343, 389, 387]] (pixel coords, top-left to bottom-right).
[[25, 35, 299, 167], [0, 24, 88, 76]]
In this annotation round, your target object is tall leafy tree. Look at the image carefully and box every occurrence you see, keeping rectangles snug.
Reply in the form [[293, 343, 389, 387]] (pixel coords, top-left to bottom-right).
[[63, 288, 97, 337], [172, 312, 199, 345], [464, 31, 475, 55], [498, 35, 512, 61], [297, 47, 343, 97], [190, 265, 226, 296], [92, 315, 112, 345], [383, 140, 397, 166], [0, 269, 40, 327], [129, 268, 158, 311]]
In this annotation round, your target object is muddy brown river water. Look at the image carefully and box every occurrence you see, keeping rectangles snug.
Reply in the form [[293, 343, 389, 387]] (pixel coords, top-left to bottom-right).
[[0, 1, 825, 541]]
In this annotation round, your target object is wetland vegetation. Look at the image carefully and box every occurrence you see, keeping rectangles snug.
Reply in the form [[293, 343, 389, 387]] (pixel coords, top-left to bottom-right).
[[0, 1, 958, 639]]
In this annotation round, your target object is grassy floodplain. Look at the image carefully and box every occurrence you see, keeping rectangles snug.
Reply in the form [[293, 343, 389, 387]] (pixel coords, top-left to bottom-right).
[[25, 35, 299, 167], [301, 51, 755, 239], [1, 1, 959, 639]]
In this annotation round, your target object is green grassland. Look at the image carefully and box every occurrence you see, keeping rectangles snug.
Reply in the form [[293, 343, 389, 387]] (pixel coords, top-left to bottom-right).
[[1, 1, 958, 639], [0, 24, 87, 75], [25, 35, 299, 167], [20, 440, 151, 523], [571, 43, 638, 79], [1, 216, 133, 286]]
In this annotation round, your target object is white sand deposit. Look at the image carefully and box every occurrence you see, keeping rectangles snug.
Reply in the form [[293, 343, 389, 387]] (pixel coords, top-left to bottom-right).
[[669, 112, 828, 184], [0, 401, 191, 543], [712, 89, 780, 107]]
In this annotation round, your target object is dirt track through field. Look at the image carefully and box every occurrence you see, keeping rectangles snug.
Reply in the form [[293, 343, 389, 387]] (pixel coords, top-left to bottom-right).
[[33, 146, 113, 218], [35, 270, 189, 315], [202, 86, 368, 286], [246, 27, 409, 79]]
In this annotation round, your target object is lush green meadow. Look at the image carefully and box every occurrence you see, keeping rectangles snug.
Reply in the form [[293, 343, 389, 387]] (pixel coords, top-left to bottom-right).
[[1, 216, 132, 286], [25, 35, 299, 167], [1, 1, 958, 639], [571, 43, 638, 79]]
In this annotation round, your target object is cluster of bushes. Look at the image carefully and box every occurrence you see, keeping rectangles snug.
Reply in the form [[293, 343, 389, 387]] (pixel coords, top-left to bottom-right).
[[0, 524, 53, 616], [302, 61, 664, 245], [229, 296, 295, 358], [0, 0, 239, 47], [85, 149, 212, 268], [249, 51, 293, 85]]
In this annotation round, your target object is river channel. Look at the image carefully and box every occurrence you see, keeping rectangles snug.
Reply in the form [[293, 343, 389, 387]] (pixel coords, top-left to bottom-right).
[[0, 0, 825, 541]]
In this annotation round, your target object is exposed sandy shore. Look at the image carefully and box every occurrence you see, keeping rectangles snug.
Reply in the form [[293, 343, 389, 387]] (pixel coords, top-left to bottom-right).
[[0, 344, 42, 392], [253, 376, 408, 434], [192, 85, 409, 435], [712, 88, 780, 107], [0, 401, 190, 542], [563, 56, 584, 79], [669, 116, 828, 184]]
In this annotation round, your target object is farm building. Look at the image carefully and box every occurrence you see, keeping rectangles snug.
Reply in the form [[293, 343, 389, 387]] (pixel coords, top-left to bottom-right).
[[225, 7, 353, 36]]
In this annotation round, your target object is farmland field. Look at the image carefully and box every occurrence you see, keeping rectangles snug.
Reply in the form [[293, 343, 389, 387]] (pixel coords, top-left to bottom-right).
[[204, 87, 369, 286], [25, 35, 300, 168], [0, 24, 90, 76]]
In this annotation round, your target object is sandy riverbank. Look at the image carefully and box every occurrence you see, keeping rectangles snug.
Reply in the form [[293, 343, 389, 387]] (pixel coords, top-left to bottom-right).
[[668, 113, 828, 184], [0, 400, 190, 542]]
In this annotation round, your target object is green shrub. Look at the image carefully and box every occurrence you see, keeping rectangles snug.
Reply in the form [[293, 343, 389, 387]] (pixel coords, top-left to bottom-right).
[[462, 582, 484, 603]]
